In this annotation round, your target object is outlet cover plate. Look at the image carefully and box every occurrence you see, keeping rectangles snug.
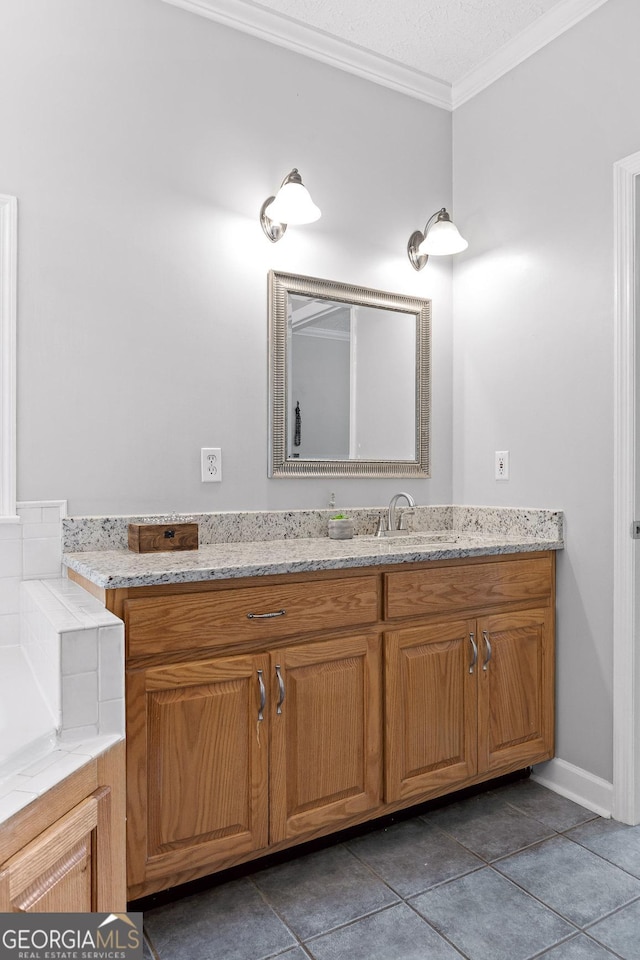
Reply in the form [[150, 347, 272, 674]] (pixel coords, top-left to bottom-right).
[[201, 447, 222, 482], [495, 450, 509, 480]]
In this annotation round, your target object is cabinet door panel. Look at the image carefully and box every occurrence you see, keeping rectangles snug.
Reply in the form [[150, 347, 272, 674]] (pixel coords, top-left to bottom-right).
[[127, 654, 269, 887], [478, 609, 554, 773], [385, 620, 477, 802], [270, 634, 381, 843], [0, 793, 105, 912]]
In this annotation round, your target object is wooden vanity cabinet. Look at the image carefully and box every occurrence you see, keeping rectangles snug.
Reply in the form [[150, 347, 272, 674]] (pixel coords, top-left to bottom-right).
[[78, 550, 555, 899], [121, 574, 383, 897], [383, 554, 555, 804]]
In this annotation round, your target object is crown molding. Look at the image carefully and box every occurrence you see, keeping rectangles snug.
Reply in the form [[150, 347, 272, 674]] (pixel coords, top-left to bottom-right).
[[159, 0, 452, 110], [159, 0, 609, 111], [452, 0, 611, 108]]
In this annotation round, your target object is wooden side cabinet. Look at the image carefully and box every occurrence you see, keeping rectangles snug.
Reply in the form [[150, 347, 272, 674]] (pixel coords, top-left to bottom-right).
[[0, 742, 126, 912]]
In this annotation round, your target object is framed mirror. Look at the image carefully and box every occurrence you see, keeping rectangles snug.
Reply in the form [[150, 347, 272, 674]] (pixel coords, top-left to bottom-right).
[[268, 271, 431, 478]]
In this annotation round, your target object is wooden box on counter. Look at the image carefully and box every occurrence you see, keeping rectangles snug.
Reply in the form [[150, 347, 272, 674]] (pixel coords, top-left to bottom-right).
[[128, 522, 199, 553]]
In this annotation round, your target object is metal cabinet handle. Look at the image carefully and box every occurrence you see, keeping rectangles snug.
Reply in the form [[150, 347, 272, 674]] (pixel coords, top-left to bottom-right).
[[482, 630, 492, 671], [247, 609, 286, 620], [257, 669, 266, 721], [469, 633, 478, 674], [275, 664, 285, 715]]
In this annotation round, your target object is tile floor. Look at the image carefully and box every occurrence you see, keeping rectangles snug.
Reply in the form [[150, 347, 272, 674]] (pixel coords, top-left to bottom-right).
[[141, 778, 640, 960]]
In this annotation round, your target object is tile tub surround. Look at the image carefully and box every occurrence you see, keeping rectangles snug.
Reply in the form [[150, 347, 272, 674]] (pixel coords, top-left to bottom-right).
[[0, 500, 66, 647], [0, 646, 56, 773], [62, 505, 563, 552], [0, 577, 125, 826], [0, 733, 122, 826], [62, 506, 563, 589], [20, 578, 125, 741]]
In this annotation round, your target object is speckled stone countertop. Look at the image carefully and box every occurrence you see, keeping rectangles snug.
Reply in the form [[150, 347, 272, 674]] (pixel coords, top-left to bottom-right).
[[62, 505, 564, 589]]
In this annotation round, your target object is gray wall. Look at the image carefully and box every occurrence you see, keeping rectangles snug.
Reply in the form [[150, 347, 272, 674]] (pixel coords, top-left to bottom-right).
[[0, 0, 453, 516], [453, 0, 640, 783]]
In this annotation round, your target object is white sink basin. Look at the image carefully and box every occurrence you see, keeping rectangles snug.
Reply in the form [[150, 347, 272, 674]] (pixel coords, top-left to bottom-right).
[[358, 532, 461, 547]]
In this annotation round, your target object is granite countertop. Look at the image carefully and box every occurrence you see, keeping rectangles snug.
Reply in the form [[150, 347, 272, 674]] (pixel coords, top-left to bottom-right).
[[62, 530, 564, 590]]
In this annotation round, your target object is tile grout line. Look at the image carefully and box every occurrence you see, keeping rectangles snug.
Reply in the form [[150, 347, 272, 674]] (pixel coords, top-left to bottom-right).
[[246, 875, 308, 958], [344, 834, 486, 899], [489, 854, 640, 935], [141, 785, 638, 960]]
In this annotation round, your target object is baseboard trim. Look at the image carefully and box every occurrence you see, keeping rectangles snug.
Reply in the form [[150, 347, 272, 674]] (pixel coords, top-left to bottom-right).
[[532, 758, 613, 819]]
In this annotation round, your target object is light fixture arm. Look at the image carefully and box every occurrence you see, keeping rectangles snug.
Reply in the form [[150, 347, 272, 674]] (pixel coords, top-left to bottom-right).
[[407, 207, 450, 271], [260, 168, 303, 243]]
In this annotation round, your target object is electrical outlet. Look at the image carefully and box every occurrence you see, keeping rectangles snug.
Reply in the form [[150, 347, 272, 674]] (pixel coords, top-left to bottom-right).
[[201, 447, 222, 483], [495, 450, 509, 481]]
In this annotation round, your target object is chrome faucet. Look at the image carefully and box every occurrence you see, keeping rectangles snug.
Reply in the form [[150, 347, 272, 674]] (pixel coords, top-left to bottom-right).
[[386, 492, 416, 534]]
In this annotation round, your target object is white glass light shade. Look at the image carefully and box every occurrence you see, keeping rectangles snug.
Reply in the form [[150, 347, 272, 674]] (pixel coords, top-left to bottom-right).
[[418, 218, 468, 255], [264, 181, 321, 225]]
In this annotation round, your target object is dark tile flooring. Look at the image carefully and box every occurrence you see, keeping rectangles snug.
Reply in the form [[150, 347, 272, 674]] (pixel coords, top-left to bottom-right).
[[141, 779, 640, 960]]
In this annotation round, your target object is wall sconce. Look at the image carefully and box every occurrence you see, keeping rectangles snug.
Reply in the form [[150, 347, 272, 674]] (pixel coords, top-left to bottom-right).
[[260, 168, 321, 242], [407, 207, 468, 271]]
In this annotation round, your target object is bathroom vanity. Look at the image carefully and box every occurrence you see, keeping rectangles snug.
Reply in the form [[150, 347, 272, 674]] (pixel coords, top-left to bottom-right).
[[64, 510, 561, 901]]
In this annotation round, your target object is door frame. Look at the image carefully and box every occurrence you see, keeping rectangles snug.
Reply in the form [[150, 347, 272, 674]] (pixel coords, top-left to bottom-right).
[[0, 195, 17, 522], [613, 150, 640, 824]]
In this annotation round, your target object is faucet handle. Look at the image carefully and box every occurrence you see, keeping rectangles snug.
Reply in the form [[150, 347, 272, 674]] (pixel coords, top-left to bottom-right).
[[374, 514, 387, 537]]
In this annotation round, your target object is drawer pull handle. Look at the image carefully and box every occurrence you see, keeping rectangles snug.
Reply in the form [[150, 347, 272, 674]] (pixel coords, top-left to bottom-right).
[[469, 633, 478, 674], [275, 664, 285, 715], [247, 609, 287, 620], [257, 669, 266, 722], [482, 631, 492, 671]]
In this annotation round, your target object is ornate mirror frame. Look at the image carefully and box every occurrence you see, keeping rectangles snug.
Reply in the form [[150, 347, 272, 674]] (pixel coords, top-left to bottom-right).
[[268, 271, 431, 478]]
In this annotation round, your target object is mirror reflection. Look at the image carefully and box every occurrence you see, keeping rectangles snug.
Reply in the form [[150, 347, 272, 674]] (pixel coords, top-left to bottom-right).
[[289, 295, 417, 460], [268, 272, 431, 478]]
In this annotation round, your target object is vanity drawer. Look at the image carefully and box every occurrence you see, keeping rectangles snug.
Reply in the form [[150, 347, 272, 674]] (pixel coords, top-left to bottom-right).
[[125, 575, 380, 658], [384, 555, 553, 620]]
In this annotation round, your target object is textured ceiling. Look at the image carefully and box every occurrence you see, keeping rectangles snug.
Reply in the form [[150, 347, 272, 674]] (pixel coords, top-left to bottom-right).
[[160, 0, 609, 106], [252, 0, 568, 84]]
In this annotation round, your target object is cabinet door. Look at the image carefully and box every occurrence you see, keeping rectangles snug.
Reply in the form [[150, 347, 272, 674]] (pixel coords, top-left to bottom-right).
[[385, 619, 478, 803], [477, 608, 554, 773], [126, 653, 269, 890], [270, 634, 381, 844], [0, 791, 108, 912]]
